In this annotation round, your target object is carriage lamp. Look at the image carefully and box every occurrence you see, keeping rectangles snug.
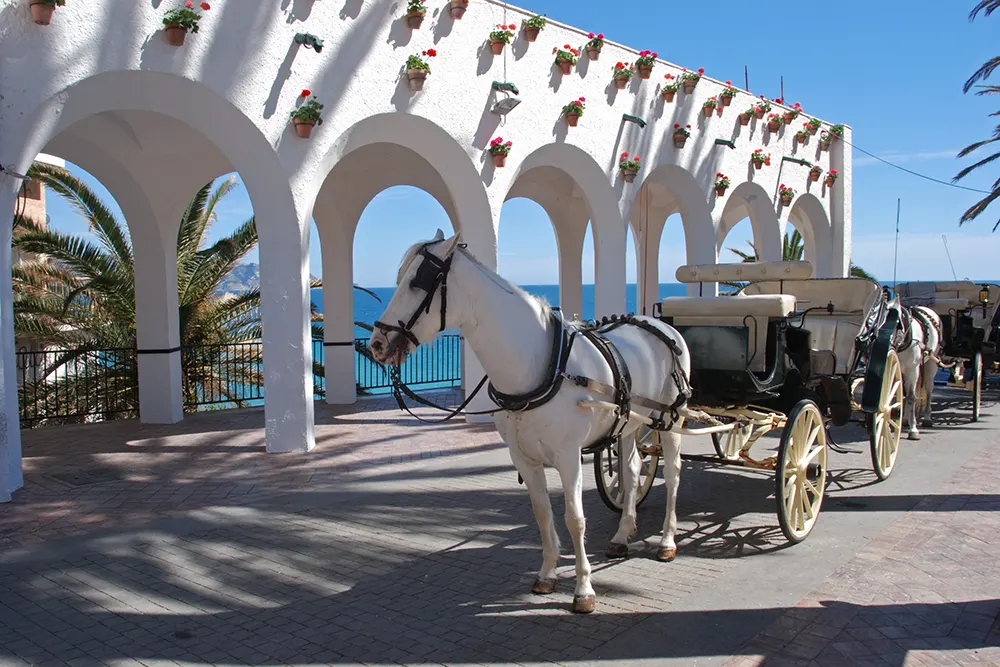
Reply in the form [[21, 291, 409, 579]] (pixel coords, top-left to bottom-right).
[[980, 284, 990, 315], [294, 33, 324, 53], [490, 81, 521, 115]]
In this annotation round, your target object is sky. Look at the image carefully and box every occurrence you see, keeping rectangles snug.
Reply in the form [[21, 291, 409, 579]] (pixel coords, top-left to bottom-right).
[[41, 0, 999, 288]]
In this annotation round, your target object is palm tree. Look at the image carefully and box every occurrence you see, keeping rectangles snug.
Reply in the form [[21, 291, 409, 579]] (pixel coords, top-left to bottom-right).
[[953, 1, 1000, 230], [11, 162, 375, 423]]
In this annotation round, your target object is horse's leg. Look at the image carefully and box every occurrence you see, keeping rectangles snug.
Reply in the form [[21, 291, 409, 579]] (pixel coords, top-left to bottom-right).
[[657, 428, 682, 562], [900, 348, 921, 440], [509, 448, 561, 595], [607, 433, 640, 559], [920, 357, 938, 427], [554, 453, 595, 613]]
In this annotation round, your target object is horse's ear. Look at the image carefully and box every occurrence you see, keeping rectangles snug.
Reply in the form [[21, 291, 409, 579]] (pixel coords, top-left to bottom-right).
[[442, 232, 461, 255], [432, 229, 445, 242]]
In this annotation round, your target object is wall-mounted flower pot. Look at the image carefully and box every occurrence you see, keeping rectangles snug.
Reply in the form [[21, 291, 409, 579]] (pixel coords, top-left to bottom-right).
[[29, 0, 54, 24], [809, 171, 821, 182], [767, 119, 781, 132], [673, 133, 688, 149], [662, 90, 676, 103], [806, 125, 818, 136], [406, 11, 424, 29], [407, 68, 428, 91], [738, 113, 750, 126], [489, 39, 505, 55], [702, 106, 714, 118], [721, 96, 732, 107], [165, 24, 188, 46], [715, 185, 727, 197], [682, 80, 697, 94], [782, 112, 796, 124], [292, 120, 315, 138], [753, 159, 764, 169], [753, 109, 765, 119], [523, 26, 539, 41], [587, 46, 601, 60], [824, 176, 835, 188], [819, 139, 830, 151], [796, 134, 808, 145], [779, 194, 793, 206], [622, 168, 637, 183], [566, 113, 580, 127], [613, 76, 629, 90], [637, 65, 652, 79], [492, 153, 507, 168], [558, 60, 572, 75], [448, 1, 466, 19]]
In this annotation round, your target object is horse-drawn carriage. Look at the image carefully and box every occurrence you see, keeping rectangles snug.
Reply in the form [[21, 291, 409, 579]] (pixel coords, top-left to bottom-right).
[[595, 261, 904, 543], [892, 281, 999, 422]]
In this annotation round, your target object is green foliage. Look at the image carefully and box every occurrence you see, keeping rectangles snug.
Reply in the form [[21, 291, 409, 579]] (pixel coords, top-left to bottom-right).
[[163, 7, 201, 32], [290, 96, 324, 125]]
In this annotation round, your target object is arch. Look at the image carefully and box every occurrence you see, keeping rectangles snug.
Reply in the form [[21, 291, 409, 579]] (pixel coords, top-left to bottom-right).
[[507, 143, 625, 315], [718, 181, 783, 263], [312, 112, 495, 267], [788, 193, 834, 278], [4, 70, 314, 453]]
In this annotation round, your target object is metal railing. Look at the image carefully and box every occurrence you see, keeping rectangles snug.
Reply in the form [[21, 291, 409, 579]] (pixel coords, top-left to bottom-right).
[[181, 342, 265, 408], [352, 334, 463, 392]]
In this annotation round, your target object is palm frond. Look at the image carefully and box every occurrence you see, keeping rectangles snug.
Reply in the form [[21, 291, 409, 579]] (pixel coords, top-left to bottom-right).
[[964, 55, 1000, 93], [969, 0, 1000, 21], [958, 187, 1000, 231], [954, 147, 1000, 181]]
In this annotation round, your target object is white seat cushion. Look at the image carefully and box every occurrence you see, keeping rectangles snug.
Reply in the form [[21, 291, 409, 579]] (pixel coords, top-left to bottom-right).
[[659, 294, 796, 318]]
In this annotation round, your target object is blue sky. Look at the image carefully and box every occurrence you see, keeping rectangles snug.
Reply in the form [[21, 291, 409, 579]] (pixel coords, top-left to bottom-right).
[[43, 0, 999, 287]]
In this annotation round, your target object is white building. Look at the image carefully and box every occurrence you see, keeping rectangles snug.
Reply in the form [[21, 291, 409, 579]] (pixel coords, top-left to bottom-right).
[[0, 0, 851, 501]]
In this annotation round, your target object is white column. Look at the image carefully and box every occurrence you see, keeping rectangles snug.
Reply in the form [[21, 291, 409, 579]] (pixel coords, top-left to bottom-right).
[[0, 184, 24, 501], [594, 220, 627, 318], [831, 126, 852, 277], [552, 211, 586, 319], [635, 216, 667, 316], [320, 227, 357, 404]]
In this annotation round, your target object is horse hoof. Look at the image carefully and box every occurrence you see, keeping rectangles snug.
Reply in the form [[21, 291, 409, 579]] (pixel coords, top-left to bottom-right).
[[908, 432, 921, 441], [657, 546, 677, 562], [572, 595, 596, 614], [531, 578, 557, 595], [605, 542, 629, 559]]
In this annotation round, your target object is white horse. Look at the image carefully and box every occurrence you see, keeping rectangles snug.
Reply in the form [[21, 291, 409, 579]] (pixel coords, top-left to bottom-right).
[[890, 300, 943, 439], [368, 231, 692, 614]]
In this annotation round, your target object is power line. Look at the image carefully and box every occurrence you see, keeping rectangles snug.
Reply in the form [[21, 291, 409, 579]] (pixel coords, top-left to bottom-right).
[[846, 139, 992, 194]]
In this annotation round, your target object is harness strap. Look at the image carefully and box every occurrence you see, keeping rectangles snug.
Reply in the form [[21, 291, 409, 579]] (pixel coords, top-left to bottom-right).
[[488, 311, 576, 412], [391, 371, 495, 424]]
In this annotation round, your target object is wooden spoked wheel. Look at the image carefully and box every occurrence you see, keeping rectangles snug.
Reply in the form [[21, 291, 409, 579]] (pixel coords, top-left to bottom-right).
[[868, 348, 903, 481], [594, 427, 660, 512], [775, 399, 828, 544], [972, 351, 983, 422], [711, 419, 752, 462]]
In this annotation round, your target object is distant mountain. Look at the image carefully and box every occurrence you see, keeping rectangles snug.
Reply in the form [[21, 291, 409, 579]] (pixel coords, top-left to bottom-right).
[[215, 263, 319, 296]]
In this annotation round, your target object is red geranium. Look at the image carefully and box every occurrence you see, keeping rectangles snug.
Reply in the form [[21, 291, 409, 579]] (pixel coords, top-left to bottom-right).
[[300, 89, 311, 97], [200, 1, 210, 9]]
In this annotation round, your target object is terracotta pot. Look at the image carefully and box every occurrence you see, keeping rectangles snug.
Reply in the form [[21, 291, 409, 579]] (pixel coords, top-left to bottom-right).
[[489, 39, 505, 55], [566, 113, 580, 127], [613, 75, 628, 90], [406, 68, 428, 91], [738, 113, 750, 126], [586, 46, 601, 61], [673, 133, 688, 149], [721, 95, 733, 107], [523, 26, 539, 42], [780, 194, 793, 206], [622, 168, 637, 183], [807, 124, 818, 136], [449, 2, 467, 19], [662, 90, 676, 103], [753, 159, 764, 169], [165, 24, 188, 46], [825, 176, 836, 188], [682, 80, 697, 94], [782, 112, 796, 124], [753, 108, 765, 119], [406, 11, 424, 29], [715, 185, 727, 197], [809, 171, 821, 182], [292, 119, 315, 138], [638, 65, 652, 80], [29, 1, 54, 25], [558, 60, 572, 75], [767, 119, 781, 132], [797, 134, 808, 145], [819, 139, 830, 151], [492, 153, 507, 168], [702, 106, 714, 118]]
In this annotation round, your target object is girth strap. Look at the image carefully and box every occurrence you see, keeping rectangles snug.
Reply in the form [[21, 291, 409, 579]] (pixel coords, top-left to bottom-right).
[[488, 311, 577, 413]]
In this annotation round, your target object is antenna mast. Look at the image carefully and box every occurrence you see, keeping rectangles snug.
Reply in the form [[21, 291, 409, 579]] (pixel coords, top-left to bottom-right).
[[942, 235, 959, 281], [892, 198, 900, 287]]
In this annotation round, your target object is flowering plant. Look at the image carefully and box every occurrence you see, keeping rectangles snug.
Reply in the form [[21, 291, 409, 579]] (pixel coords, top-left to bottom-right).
[[562, 97, 586, 116], [673, 123, 692, 137], [488, 137, 513, 156], [490, 23, 516, 43], [721, 81, 738, 98], [635, 50, 658, 68], [406, 49, 437, 73], [586, 32, 605, 49], [783, 102, 802, 120], [619, 152, 641, 171], [744, 106, 756, 116], [662, 73, 679, 92], [796, 129, 809, 140], [751, 149, 771, 166], [407, 0, 426, 14], [754, 98, 771, 114], [805, 117, 821, 131], [163, 1, 210, 30], [553, 44, 579, 65], [681, 67, 704, 82], [715, 173, 731, 189], [703, 98, 719, 110], [290, 96, 323, 125], [613, 61, 634, 79], [829, 124, 845, 137], [767, 113, 783, 127], [826, 169, 839, 181], [523, 14, 547, 29], [34, 0, 66, 5], [779, 184, 795, 198], [810, 165, 823, 174]]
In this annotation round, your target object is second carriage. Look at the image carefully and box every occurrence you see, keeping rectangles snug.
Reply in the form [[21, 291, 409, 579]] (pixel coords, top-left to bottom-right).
[[594, 261, 904, 543]]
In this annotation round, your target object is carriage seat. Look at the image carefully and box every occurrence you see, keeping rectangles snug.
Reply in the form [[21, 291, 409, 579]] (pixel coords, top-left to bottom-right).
[[900, 297, 970, 317]]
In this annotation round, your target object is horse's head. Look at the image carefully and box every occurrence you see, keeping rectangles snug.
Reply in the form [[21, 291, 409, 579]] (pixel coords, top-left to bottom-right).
[[369, 229, 463, 366]]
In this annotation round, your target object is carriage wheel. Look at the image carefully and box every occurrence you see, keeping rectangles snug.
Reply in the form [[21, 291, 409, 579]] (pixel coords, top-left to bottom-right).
[[868, 348, 903, 481], [711, 419, 752, 462], [775, 399, 828, 544], [594, 428, 660, 513], [972, 351, 983, 422]]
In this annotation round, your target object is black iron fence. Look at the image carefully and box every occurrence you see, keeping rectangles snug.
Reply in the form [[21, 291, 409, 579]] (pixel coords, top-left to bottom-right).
[[15, 334, 463, 427]]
